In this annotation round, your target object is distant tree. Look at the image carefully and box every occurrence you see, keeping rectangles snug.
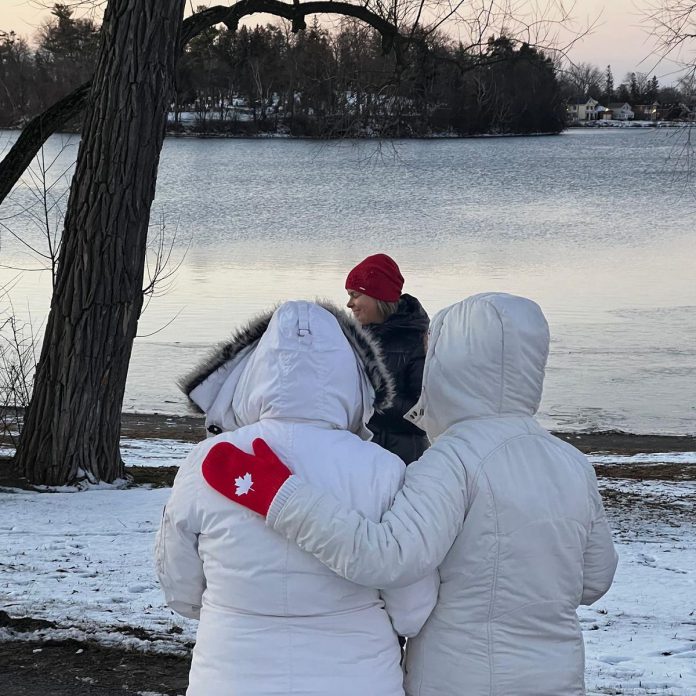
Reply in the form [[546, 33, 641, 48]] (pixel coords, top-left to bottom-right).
[[565, 62, 603, 100], [628, 72, 639, 102], [657, 85, 681, 102], [617, 81, 631, 103], [0, 31, 34, 126], [34, 4, 100, 109], [177, 12, 226, 122], [647, 75, 659, 102], [466, 36, 565, 134], [286, 19, 336, 130], [623, 71, 652, 103], [644, 0, 696, 107], [676, 72, 696, 104], [332, 20, 390, 129], [602, 65, 614, 103]]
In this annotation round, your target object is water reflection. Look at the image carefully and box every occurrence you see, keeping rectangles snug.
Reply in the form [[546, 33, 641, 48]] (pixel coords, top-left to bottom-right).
[[1, 130, 695, 433]]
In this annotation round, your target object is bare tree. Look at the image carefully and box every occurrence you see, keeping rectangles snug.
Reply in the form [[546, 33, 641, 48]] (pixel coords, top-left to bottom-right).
[[14, 0, 186, 486], [643, 2, 696, 180], [0, 140, 75, 287], [0, 292, 38, 450], [644, 1, 696, 72], [564, 61, 603, 98]]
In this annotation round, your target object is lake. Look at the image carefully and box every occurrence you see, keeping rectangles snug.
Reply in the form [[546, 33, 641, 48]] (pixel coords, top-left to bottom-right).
[[1, 129, 694, 434]]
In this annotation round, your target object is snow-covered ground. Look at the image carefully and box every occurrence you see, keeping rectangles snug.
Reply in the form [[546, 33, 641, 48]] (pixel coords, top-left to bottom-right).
[[0, 442, 694, 694]]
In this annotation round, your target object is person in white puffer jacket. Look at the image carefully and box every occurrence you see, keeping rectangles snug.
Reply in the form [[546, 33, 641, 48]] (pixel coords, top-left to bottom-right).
[[204, 292, 619, 696], [155, 301, 439, 696]]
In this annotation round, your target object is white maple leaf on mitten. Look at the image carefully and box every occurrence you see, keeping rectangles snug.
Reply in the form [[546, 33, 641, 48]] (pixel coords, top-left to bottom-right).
[[234, 472, 254, 496]]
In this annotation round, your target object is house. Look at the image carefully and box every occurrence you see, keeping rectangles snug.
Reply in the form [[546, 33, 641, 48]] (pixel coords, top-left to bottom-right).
[[633, 102, 659, 121], [567, 97, 600, 122], [607, 102, 634, 120]]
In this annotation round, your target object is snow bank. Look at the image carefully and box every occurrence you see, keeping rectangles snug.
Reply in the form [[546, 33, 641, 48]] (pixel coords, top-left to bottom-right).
[[0, 440, 694, 694]]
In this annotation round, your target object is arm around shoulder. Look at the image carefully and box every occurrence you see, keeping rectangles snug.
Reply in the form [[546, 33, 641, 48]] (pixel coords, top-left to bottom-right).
[[267, 441, 468, 588]]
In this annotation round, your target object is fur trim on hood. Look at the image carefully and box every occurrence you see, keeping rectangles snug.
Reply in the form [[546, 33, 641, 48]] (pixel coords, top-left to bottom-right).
[[178, 301, 395, 414]]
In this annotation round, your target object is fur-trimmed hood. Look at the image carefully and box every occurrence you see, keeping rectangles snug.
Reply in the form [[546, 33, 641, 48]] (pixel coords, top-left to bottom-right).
[[179, 301, 395, 439]]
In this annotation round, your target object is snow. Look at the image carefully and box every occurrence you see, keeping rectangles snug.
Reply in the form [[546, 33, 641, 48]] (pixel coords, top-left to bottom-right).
[[0, 437, 191, 468], [589, 452, 696, 465], [0, 439, 694, 694], [120, 437, 190, 467]]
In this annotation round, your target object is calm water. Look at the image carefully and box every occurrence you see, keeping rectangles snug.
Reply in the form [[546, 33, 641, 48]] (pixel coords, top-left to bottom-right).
[[1, 129, 695, 434]]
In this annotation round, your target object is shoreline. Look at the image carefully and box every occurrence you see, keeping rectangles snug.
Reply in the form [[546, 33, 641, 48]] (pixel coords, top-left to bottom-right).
[[120, 412, 696, 455], [2, 125, 564, 140]]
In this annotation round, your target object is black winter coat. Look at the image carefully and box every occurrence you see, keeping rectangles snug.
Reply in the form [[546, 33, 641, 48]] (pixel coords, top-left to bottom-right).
[[365, 294, 430, 464]]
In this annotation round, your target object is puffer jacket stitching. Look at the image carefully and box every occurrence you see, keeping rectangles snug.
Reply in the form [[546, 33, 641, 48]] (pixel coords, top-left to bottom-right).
[[493, 304, 505, 414], [483, 471, 500, 696], [415, 625, 425, 696], [283, 426, 294, 617]]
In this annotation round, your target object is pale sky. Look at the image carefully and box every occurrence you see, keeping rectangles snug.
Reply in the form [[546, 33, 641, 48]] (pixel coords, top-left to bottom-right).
[[1, 0, 684, 85]]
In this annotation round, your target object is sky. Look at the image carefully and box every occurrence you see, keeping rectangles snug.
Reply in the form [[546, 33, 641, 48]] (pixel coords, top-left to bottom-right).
[[1, 0, 686, 84]]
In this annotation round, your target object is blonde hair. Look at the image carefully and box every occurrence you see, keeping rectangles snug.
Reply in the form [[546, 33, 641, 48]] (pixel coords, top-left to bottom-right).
[[376, 299, 399, 322]]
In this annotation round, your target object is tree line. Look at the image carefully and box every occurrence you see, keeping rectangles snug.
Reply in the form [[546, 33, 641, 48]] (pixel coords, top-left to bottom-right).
[[559, 62, 695, 108], [0, 5, 99, 128], [1, 4, 567, 137]]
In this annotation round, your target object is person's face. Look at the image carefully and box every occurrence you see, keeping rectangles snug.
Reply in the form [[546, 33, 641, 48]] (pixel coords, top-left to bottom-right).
[[346, 290, 382, 325]]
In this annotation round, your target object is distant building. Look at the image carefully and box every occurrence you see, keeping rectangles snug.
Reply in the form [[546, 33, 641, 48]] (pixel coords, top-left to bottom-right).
[[633, 102, 659, 121], [567, 97, 600, 122], [606, 103, 634, 121]]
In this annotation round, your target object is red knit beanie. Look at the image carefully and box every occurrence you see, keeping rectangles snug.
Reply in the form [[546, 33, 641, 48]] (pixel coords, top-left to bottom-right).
[[345, 254, 404, 302]]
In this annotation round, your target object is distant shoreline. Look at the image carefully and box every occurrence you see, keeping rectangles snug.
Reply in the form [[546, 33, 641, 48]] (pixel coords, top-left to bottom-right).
[[120, 412, 696, 456], [3, 124, 687, 142], [1, 125, 563, 140]]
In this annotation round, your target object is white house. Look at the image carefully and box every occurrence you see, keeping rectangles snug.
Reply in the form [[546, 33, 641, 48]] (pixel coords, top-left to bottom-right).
[[607, 102, 634, 121], [567, 98, 600, 122]]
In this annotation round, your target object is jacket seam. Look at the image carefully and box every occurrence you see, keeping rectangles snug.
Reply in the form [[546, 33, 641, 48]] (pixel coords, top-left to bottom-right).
[[466, 431, 533, 492], [491, 597, 577, 621], [496, 306, 505, 414], [473, 430, 564, 473], [484, 471, 500, 696], [283, 426, 294, 617]]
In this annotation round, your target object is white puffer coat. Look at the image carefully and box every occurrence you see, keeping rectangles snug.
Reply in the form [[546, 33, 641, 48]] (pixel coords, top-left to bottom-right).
[[156, 301, 439, 696], [266, 293, 619, 696]]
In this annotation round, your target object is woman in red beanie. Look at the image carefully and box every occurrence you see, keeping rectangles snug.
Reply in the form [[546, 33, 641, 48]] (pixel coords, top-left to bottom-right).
[[345, 254, 430, 464]]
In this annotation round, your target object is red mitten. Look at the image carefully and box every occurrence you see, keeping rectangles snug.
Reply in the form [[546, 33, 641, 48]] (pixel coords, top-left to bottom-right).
[[202, 438, 292, 517]]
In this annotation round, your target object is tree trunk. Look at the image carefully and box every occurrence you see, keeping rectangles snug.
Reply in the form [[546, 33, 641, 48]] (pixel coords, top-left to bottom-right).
[[14, 0, 185, 486]]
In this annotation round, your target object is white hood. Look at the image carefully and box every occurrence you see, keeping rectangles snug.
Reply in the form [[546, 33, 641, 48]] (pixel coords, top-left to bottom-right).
[[183, 301, 393, 440], [407, 293, 550, 440]]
